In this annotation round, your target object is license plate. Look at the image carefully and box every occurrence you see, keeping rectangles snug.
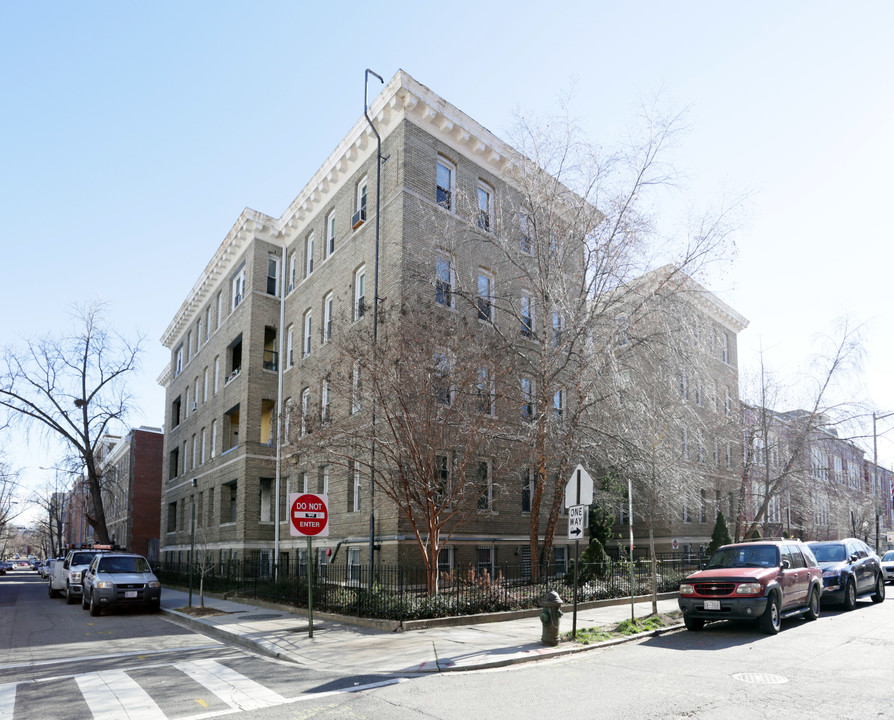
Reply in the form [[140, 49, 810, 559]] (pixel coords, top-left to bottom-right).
[[704, 600, 721, 610], [125, 591, 137, 599]]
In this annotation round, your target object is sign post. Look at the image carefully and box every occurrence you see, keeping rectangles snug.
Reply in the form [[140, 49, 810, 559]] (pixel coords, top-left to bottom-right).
[[565, 465, 594, 640], [289, 493, 329, 638]]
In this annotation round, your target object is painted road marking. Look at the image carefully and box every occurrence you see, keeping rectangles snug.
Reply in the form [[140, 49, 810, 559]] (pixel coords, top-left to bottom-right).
[[76, 670, 166, 719]]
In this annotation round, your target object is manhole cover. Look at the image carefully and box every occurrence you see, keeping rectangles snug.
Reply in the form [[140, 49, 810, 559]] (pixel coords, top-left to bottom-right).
[[238, 613, 285, 621], [731, 673, 788, 685]]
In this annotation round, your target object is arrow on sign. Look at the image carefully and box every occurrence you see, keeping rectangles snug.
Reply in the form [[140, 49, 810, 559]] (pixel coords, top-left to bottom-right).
[[570, 527, 582, 538]]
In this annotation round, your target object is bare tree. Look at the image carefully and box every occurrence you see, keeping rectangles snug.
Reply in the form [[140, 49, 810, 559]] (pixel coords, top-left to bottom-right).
[[0, 303, 142, 544], [29, 471, 69, 558], [288, 299, 515, 594], [740, 321, 865, 540]]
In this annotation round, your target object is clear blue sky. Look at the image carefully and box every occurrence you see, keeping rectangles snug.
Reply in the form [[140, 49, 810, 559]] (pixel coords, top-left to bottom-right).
[[3, 1, 894, 511]]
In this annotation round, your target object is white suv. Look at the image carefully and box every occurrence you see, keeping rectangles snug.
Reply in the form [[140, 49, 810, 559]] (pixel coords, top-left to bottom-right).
[[81, 553, 161, 616]]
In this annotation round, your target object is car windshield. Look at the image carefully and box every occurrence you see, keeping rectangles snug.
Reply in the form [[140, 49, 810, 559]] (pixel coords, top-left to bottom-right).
[[882, 551, 894, 561], [98, 556, 151, 574], [811, 544, 847, 563], [707, 545, 779, 568], [71, 552, 96, 565]]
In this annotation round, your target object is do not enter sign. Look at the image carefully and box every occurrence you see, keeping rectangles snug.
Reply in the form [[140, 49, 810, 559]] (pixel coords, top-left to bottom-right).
[[289, 493, 329, 537]]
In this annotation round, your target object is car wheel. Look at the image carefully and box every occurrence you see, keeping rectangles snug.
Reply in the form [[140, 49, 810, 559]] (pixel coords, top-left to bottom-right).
[[843, 578, 857, 611], [804, 587, 821, 621], [49, 584, 59, 599], [871, 575, 886, 604], [82, 592, 90, 610], [759, 594, 781, 635], [684, 616, 704, 631], [89, 592, 101, 617], [65, 585, 77, 604]]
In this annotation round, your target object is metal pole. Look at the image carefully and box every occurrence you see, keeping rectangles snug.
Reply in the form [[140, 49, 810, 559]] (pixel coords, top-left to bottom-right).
[[628, 475, 635, 621], [188, 496, 196, 607], [307, 537, 314, 638], [572, 538, 579, 639], [364, 68, 384, 592]]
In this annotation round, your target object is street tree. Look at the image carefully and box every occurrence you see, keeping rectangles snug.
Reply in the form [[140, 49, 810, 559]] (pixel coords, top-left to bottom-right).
[[287, 299, 516, 594], [0, 303, 142, 544], [441, 99, 741, 576], [740, 321, 864, 541]]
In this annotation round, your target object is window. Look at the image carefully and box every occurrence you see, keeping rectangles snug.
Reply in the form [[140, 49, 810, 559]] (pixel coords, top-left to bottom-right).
[[261, 399, 275, 445], [191, 434, 197, 470], [354, 268, 366, 320], [477, 181, 493, 231], [477, 270, 493, 322], [168, 448, 179, 481], [201, 427, 207, 464], [520, 294, 534, 337], [167, 502, 177, 533], [185, 386, 190, 419], [681, 427, 689, 460], [553, 388, 564, 422], [477, 366, 495, 415], [284, 398, 291, 440], [210, 420, 217, 459], [520, 212, 532, 254], [227, 336, 242, 382], [305, 233, 314, 277], [175, 345, 183, 377], [171, 395, 181, 428], [521, 469, 535, 513], [436, 157, 454, 210], [699, 489, 707, 523], [303, 310, 312, 357], [521, 377, 535, 420], [724, 386, 731, 416], [186, 331, 193, 364], [351, 361, 362, 414], [433, 350, 453, 405], [696, 383, 703, 406], [318, 465, 329, 495], [349, 463, 361, 512], [323, 293, 334, 343], [437, 546, 453, 573], [286, 325, 294, 368], [726, 442, 732, 469], [325, 210, 335, 258], [267, 254, 279, 296], [720, 332, 730, 364], [682, 495, 691, 523], [203, 368, 209, 403], [300, 387, 310, 437], [197, 319, 203, 349], [476, 460, 492, 511], [435, 454, 450, 503], [224, 482, 237, 524], [321, 377, 331, 422], [697, 428, 705, 464], [552, 311, 564, 348], [214, 356, 220, 394], [477, 546, 493, 576], [231, 264, 246, 311], [679, 368, 688, 399], [224, 404, 240, 452], [288, 251, 296, 292], [205, 306, 211, 341], [354, 177, 368, 227], [553, 547, 567, 575], [216, 292, 223, 329], [435, 256, 454, 308]]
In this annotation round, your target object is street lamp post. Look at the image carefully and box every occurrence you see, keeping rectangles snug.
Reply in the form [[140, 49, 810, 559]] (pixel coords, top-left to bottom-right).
[[872, 412, 894, 553]]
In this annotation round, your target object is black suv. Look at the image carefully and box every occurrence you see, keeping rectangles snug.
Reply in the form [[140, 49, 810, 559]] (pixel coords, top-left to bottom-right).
[[807, 539, 885, 610]]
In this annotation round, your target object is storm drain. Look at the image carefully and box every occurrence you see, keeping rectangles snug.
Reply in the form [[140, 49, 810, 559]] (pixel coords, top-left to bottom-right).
[[238, 613, 285, 621], [731, 673, 788, 684]]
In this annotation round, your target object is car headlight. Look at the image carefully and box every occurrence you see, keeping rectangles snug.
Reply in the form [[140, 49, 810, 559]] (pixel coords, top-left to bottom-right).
[[95, 581, 113, 589], [735, 583, 763, 595], [71, 571, 82, 583], [679, 584, 695, 595], [147, 581, 161, 588], [822, 570, 840, 580]]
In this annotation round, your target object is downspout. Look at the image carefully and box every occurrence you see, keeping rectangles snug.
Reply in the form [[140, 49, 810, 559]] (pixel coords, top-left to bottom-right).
[[274, 240, 287, 581]]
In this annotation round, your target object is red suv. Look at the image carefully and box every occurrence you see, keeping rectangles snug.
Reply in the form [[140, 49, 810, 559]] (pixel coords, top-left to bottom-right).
[[678, 539, 823, 634]]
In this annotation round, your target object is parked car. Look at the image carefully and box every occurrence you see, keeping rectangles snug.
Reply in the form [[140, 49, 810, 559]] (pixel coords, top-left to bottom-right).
[[807, 539, 885, 609], [881, 550, 894, 584], [678, 539, 824, 634], [81, 552, 161, 616]]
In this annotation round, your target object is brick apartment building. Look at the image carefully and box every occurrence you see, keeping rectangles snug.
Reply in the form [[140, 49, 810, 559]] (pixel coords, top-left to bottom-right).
[[158, 71, 749, 575]]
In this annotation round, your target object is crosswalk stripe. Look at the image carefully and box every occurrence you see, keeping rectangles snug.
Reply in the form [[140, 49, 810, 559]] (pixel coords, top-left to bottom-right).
[[76, 670, 166, 720], [173, 659, 286, 711], [0, 683, 17, 720]]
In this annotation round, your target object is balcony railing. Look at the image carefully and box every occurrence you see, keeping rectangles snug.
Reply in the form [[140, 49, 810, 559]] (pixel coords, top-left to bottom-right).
[[263, 349, 278, 371]]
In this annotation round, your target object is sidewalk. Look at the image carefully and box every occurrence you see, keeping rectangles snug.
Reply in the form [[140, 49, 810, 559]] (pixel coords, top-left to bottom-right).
[[159, 588, 683, 674]]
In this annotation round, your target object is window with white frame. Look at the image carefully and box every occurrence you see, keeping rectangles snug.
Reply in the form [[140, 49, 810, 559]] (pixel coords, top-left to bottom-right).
[[300, 387, 310, 437], [476, 366, 495, 415], [520, 293, 534, 337], [724, 386, 731, 416], [521, 377, 535, 420], [288, 251, 296, 292], [305, 233, 314, 277], [286, 325, 294, 368], [355, 176, 368, 226], [720, 331, 730, 363], [214, 356, 220, 394], [175, 345, 183, 376], [553, 388, 564, 422], [205, 306, 211, 341], [682, 495, 691, 523], [436, 157, 454, 211], [351, 360, 362, 414], [203, 367, 208, 403], [726, 442, 732, 468], [323, 292, 333, 343], [185, 386, 190, 419], [325, 210, 335, 257], [476, 460, 492, 510], [267, 254, 279, 296], [697, 428, 705, 463], [435, 255, 454, 308], [477, 270, 493, 322], [351, 464, 361, 512], [435, 454, 450, 502], [321, 377, 330, 422], [197, 319, 203, 349], [552, 311, 564, 348], [521, 468, 535, 513], [283, 398, 291, 440], [216, 291, 223, 329], [520, 212, 532, 254], [201, 427, 207, 465], [210, 419, 217, 459], [477, 181, 493, 231], [231, 264, 246, 311], [433, 350, 453, 406], [354, 267, 366, 320], [303, 310, 312, 357], [191, 434, 197, 470], [187, 331, 192, 364]]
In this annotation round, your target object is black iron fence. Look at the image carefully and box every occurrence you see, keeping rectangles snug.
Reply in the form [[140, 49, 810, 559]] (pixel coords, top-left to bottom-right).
[[157, 555, 701, 621]]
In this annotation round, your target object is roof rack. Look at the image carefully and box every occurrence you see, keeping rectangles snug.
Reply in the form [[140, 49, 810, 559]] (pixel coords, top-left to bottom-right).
[[741, 537, 801, 543]]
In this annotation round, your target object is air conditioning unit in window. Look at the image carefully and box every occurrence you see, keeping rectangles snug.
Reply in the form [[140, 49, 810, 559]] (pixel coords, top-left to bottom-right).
[[352, 208, 367, 229]]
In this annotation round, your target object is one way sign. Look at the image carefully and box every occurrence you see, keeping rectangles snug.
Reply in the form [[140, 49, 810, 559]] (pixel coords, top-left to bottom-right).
[[568, 504, 588, 540]]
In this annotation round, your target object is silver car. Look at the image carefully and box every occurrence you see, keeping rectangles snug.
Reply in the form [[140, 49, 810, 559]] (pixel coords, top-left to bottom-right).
[[82, 553, 161, 616], [881, 550, 894, 584]]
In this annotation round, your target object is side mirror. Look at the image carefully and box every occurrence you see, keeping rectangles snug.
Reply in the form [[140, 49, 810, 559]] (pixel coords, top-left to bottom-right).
[[781, 559, 791, 569]]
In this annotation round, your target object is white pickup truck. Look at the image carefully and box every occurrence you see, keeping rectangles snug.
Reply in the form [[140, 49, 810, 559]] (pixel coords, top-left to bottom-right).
[[49, 547, 112, 604]]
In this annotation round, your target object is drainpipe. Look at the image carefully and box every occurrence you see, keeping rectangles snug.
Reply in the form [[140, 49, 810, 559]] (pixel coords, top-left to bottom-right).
[[273, 240, 288, 581]]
